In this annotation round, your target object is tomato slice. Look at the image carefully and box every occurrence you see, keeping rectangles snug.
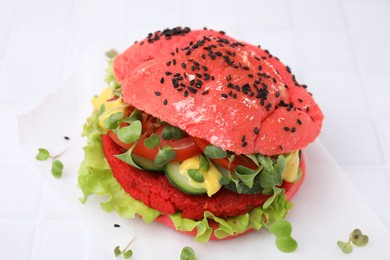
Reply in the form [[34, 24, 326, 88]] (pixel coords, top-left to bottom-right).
[[107, 118, 201, 162], [191, 137, 258, 170]]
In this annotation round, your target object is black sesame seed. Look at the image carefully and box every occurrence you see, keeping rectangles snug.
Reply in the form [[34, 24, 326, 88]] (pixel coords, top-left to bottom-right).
[[154, 91, 161, 96], [187, 86, 198, 94], [64, 136, 70, 140], [114, 224, 120, 228], [254, 127, 259, 134], [284, 126, 290, 132]]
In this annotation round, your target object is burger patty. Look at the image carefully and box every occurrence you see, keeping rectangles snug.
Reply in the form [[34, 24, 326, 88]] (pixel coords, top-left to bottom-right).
[[102, 134, 305, 220]]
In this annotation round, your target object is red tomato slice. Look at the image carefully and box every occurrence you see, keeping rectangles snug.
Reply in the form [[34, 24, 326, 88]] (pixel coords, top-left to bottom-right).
[[108, 122, 201, 162], [191, 137, 258, 170]]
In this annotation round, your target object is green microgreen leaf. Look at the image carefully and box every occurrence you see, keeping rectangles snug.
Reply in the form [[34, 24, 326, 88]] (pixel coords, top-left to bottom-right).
[[36, 148, 50, 161], [123, 250, 133, 259], [103, 112, 124, 129], [268, 220, 298, 253], [154, 146, 176, 167], [337, 241, 353, 254], [114, 237, 135, 258], [204, 145, 227, 159], [188, 169, 205, 183], [115, 143, 143, 170], [274, 155, 286, 176], [262, 187, 283, 209], [161, 125, 185, 140], [114, 246, 121, 257], [199, 155, 209, 171], [350, 229, 369, 247], [106, 49, 118, 59], [235, 165, 261, 188], [180, 246, 196, 260], [257, 154, 274, 172], [275, 236, 298, 253], [124, 109, 142, 123], [51, 160, 63, 178], [117, 120, 142, 144], [259, 170, 283, 195], [144, 134, 160, 149]]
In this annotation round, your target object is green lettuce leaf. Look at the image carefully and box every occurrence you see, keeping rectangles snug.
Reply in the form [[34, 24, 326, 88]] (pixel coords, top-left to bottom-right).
[[78, 110, 160, 223], [169, 191, 292, 242]]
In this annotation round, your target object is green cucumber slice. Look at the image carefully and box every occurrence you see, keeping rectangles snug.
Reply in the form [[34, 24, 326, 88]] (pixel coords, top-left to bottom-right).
[[164, 162, 206, 195], [132, 154, 164, 171]]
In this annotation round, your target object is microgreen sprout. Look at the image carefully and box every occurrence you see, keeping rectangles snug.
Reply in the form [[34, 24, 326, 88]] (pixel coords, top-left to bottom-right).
[[114, 237, 135, 259], [154, 146, 176, 167], [204, 145, 227, 159], [35, 148, 65, 178], [337, 228, 369, 254], [266, 219, 298, 253], [180, 246, 196, 260]]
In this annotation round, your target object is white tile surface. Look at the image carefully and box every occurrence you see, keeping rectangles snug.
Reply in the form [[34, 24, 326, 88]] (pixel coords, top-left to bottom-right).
[[0, 222, 35, 260], [351, 31, 390, 71], [0, 111, 27, 160], [0, 61, 63, 107], [307, 71, 370, 116], [0, 0, 17, 23], [9, 22, 69, 60], [341, 0, 390, 31], [31, 221, 86, 260], [236, 0, 292, 29], [302, 31, 356, 70], [365, 73, 390, 116], [19, 0, 74, 22], [0, 163, 43, 219], [289, 0, 346, 29], [319, 117, 385, 166], [0, 24, 11, 60], [1, 0, 390, 259]]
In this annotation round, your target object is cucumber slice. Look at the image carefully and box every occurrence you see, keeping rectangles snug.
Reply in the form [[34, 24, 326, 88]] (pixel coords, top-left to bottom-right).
[[132, 154, 164, 171], [164, 162, 206, 195]]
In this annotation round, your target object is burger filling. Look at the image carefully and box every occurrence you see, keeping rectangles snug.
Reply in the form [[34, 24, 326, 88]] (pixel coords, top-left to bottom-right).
[[92, 85, 302, 198]]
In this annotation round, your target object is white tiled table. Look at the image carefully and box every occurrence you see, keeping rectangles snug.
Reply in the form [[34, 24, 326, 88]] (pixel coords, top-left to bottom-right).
[[1, 0, 389, 259]]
